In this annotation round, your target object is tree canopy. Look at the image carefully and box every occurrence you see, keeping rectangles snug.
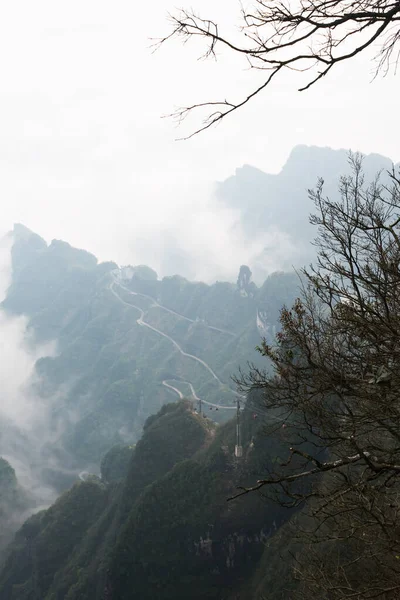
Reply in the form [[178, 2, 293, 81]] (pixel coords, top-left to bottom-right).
[[233, 155, 400, 598]]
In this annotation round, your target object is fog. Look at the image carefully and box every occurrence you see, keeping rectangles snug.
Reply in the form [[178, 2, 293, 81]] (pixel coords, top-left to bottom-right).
[[0, 240, 65, 509], [0, 0, 398, 282]]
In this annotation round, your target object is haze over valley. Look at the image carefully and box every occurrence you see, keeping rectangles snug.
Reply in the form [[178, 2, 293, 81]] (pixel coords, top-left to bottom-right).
[[1, 0, 400, 596], [0, 143, 399, 597]]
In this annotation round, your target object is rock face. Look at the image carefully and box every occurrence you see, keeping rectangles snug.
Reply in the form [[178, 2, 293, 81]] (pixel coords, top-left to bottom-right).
[[10, 224, 47, 276], [237, 265, 254, 297]]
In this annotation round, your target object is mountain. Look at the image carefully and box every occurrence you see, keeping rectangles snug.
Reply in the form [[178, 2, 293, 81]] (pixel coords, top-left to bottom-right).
[[0, 399, 300, 600], [1, 145, 393, 597], [0, 224, 299, 505], [217, 145, 398, 280], [0, 221, 304, 597], [0, 457, 33, 554]]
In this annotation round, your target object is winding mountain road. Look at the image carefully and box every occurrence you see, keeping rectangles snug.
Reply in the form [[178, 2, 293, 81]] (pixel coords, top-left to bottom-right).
[[115, 280, 235, 337], [111, 281, 286, 425], [110, 282, 223, 384], [110, 280, 249, 415], [160, 379, 283, 424], [162, 379, 237, 410], [162, 380, 184, 400]]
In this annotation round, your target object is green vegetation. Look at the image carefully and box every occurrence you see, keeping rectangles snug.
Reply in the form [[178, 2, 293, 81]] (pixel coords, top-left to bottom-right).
[[1, 224, 299, 466], [0, 208, 330, 597], [100, 445, 135, 484], [0, 480, 108, 600], [0, 401, 298, 599], [0, 458, 31, 555]]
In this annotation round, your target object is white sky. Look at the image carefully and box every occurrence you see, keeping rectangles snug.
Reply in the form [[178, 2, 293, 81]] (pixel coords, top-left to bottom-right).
[[0, 0, 399, 281]]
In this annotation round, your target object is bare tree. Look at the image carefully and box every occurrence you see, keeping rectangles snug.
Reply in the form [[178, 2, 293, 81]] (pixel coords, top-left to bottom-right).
[[160, 1, 400, 137], [231, 154, 400, 598]]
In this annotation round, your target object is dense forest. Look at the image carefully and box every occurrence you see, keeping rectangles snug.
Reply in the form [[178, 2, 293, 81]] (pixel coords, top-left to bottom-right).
[[0, 399, 301, 599]]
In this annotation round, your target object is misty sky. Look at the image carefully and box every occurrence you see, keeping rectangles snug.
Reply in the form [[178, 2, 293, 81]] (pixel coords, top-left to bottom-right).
[[1, 0, 399, 280]]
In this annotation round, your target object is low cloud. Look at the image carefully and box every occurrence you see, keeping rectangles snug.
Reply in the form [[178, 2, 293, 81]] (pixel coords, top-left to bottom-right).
[[116, 181, 294, 283], [0, 239, 59, 508]]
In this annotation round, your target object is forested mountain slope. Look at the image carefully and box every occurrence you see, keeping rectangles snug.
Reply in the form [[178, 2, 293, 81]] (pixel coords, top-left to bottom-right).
[[0, 458, 33, 555], [0, 400, 297, 600]]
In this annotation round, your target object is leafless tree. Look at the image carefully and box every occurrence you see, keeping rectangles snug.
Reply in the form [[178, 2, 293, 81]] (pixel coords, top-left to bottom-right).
[[160, 0, 400, 137], [231, 154, 400, 598]]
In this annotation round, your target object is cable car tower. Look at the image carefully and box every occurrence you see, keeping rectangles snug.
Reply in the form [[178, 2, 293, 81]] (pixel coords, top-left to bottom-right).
[[234, 397, 243, 458]]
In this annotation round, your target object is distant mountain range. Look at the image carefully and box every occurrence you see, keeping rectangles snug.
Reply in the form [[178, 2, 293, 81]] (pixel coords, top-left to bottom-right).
[[216, 145, 398, 280]]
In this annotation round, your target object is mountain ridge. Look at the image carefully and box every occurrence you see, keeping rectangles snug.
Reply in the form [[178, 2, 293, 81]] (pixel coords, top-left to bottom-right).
[[0, 224, 299, 491], [216, 144, 399, 279]]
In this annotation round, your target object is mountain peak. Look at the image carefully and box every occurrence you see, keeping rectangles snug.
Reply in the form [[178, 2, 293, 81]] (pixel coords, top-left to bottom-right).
[[12, 223, 47, 248], [281, 144, 395, 178]]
